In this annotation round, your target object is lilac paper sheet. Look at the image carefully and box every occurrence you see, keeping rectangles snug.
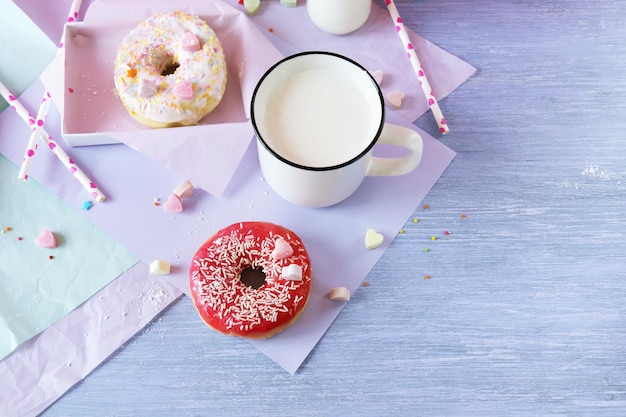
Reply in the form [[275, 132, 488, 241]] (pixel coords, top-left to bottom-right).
[[0, 262, 182, 417], [0, 80, 455, 375], [1, 0, 471, 380]]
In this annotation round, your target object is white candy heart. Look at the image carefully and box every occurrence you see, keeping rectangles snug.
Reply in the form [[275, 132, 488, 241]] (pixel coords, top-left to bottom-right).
[[35, 229, 57, 249], [364, 229, 384, 250]]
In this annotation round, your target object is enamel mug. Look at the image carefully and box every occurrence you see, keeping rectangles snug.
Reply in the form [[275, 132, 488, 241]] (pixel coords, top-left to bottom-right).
[[251, 51, 423, 208]]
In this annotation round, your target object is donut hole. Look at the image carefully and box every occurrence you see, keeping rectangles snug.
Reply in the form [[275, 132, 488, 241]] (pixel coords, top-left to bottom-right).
[[160, 57, 180, 76], [240, 266, 266, 290]]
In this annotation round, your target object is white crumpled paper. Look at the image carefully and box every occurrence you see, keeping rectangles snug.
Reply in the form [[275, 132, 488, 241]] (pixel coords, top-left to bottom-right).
[[0, 262, 182, 417]]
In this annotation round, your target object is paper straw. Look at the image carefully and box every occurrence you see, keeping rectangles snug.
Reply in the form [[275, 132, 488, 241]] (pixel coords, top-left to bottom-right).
[[18, 0, 83, 181], [0, 82, 36, 126], [0, 82, 106, 202], [384, 0, 449, 135], [66, 0, 82, 24], [18, 92, 51, 181]]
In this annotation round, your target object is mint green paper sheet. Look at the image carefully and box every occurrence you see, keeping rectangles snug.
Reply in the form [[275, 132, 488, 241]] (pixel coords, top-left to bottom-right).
[[0, 0, 56, 111], [0, 154, 139, 360]]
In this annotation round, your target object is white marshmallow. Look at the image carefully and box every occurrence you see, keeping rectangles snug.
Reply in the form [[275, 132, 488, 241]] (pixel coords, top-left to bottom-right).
[[282, 264, 302, 281], [329, 287, 351, 301]]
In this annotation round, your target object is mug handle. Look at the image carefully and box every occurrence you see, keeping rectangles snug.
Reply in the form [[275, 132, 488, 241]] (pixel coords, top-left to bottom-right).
[[367, 123, 423, 177]]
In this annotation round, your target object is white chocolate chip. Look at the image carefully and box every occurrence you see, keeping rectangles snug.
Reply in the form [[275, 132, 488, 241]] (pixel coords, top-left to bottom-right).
[[329, 287, 351, 301], [149, 260, 171, 275]]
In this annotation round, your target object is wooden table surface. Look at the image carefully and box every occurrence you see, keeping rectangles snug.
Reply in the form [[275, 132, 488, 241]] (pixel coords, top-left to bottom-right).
[[40, 0, 626, 415]]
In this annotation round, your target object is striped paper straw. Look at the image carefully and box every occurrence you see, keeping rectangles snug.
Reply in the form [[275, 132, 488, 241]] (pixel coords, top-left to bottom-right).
[[18, 92, 51, 181], [19, 0, 83, 181], [0, 82, 35, 126], [385, 0, 449, 135], [0, 81, 106, 202]]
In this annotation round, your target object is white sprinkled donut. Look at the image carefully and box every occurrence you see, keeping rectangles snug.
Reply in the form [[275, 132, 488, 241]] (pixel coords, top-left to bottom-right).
[[190, 222, 312, 339], [113, 11, 227, 128]]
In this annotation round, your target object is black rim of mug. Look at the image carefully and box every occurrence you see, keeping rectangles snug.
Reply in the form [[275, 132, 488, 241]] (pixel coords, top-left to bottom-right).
[[250, 51, 386, 172]]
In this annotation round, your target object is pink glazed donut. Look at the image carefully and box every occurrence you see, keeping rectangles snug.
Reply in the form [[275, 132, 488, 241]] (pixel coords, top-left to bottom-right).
[[114, 11, 227, 128]]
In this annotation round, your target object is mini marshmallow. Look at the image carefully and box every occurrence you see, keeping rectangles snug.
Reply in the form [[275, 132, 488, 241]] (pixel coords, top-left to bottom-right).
[[149, 260, 171, 275], [173, 179, 194, 199], [329, 287, 351, 302], [271, 237, 293, 260], [138, 78, 157, 98], [181, 32, 201, 52], [282, 264, 302, 281], [173, 81, 194, 101]]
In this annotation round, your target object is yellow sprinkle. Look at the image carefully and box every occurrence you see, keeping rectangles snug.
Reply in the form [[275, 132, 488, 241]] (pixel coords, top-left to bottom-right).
[[399, 229, 404, 234], [413, 218, 419, 223], [431, 236, 437, 241]]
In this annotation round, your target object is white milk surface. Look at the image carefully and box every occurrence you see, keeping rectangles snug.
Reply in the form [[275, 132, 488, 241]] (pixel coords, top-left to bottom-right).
[[261, 68, 379, 168]]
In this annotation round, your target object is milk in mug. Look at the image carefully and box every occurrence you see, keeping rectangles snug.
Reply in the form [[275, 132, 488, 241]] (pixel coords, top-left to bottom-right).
[[258, 67, 381, 168]]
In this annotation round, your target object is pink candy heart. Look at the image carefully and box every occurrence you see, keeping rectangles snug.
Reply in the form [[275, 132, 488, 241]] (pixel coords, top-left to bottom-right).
[[35, 229, 58, 249], [387, 90, 405, 109], [271, 237, 294, 260], [163, 194, 183, 213]]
